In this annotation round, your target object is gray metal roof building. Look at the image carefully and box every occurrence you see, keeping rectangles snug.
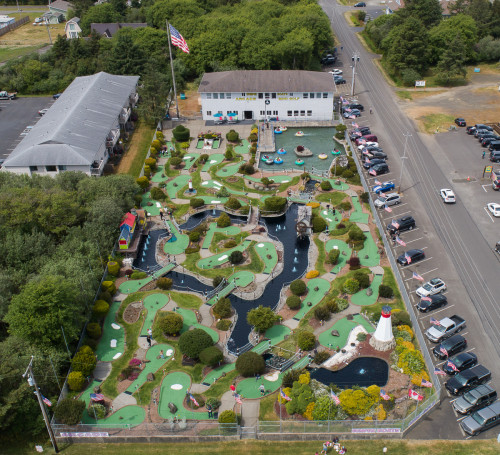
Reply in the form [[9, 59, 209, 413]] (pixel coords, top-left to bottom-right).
[[3, 72, 139, 176]]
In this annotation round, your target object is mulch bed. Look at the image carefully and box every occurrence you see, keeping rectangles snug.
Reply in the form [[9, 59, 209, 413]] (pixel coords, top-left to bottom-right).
[[123, 301, 143, 324]]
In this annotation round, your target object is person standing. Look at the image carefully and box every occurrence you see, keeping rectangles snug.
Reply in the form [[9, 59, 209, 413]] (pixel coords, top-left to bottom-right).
[[483, 151, 486, 159], [259, 384, 265, 396], [146, 335, 151, 347], [148, 327, 153, 337], [160, 210, 164, 220], [207, 404, 213, 418]]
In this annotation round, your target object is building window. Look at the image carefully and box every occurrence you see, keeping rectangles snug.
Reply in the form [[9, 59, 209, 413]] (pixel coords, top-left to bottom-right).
[[289, 93, 293, 96], [218, 111, 223, 114], [207, 111, 212, 116], [220, 93, 225, 99], [303, 93, 308, 99], [241, 93, 246, 96], [213, 93, 218, 99], [258, 93, 263, 99], [323, 93, 328, 98], [307, 110, 312, 116], [226, 93, 231, 99], [287, 110, 292, 116], [206, 93, 212, 99], [266, 110, 271, 115], [265, 93, 270, 99], [310, 93, 314, 99], [272, 93, 276, 99], [29, 166, 38, 172], [272, 110, 278, 115], [58, 165, 66, 171], [294, 110, 299, 116], [46, 165, 57, 172], [260, 110, 265, 115], [300, 110, 305, 116], [316, 93, 321, 98]]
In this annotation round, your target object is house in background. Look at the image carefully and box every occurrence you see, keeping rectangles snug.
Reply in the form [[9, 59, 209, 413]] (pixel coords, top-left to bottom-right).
[[42, 11, 64, 24], [49, 0, 73, 20], [90, 22, 147, 38], [65, 17, 81, 38], [0, 15, 15, 29], [119, 212, 137, 250]]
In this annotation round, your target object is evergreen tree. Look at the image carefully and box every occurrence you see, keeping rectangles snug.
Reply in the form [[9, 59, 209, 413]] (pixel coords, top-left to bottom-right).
[[435, 35, 467, 85]]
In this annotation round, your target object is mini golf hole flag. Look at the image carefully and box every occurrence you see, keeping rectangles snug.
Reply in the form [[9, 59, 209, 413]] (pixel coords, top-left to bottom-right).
[[380, 389, 391, 400], [170, 25, 190, 54], [413, 272, 424, 281], [280, 390, 291, 401], [188, 393, 199, 407], [408, 389, 423, 401], [330, 390, 341, 405], [421, 379, 433, 388]]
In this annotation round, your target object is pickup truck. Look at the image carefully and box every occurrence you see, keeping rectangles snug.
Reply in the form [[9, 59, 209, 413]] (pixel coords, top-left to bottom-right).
[[425, 315, 465, 343], [0, 91, 17, 100], [445, 365, 491, 396]]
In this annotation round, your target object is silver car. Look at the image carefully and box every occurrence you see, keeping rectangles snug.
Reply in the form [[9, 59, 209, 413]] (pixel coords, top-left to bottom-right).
[[374, 192, 400, 208]]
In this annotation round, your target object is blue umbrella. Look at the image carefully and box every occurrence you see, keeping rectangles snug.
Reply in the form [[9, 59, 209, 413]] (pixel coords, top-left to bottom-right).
[[213, 113, 223, 118], [227, 113, 237, 117]]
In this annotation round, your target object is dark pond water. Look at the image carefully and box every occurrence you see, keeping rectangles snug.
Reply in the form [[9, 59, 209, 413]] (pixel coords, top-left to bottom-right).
[[308, 357, 389, 389], [133, 229, 167, 270]]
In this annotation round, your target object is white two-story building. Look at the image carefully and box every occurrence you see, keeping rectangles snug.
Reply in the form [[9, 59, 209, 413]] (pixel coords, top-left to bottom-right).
[[198, 70, 335, 122]]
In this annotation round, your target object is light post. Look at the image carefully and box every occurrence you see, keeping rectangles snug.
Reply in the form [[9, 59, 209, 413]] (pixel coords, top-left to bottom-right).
[[351, 52, 360, 97], [398, 132, 412, 193], [265, 99, 270, 124]]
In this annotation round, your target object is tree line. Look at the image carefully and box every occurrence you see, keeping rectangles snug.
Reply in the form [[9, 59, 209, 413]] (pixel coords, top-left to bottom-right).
[[364, 0, 500, 85]]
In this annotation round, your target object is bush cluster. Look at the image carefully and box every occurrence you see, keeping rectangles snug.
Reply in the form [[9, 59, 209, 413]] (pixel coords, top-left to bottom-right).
[[179, 328, 214, 359], [92, 300, 109, 318], [199, 346, 223, 366], [235, 351, 265, 377], [286, 295, 301, 310], [290, 279, 307, 296], [157, 277, 173, 290], [213, 297, 232, 319], [159, 312, 183, 335]]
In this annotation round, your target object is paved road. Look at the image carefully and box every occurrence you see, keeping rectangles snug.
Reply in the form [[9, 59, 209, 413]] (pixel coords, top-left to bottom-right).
[[320, 0, 500, 439]]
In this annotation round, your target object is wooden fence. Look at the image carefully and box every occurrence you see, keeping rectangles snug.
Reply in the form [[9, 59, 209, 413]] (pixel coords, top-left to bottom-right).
[[0, 16, 30, 37]]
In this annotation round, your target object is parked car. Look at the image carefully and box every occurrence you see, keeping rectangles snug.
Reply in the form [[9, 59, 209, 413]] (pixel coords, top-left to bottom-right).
[[329, 69, 343, 76], [466, 126, 477, 135], [455, 118, 466, 127], [432, 334, 467, 360], [477, 131, 496, 141], [481, 136, 500, 147], [321, 55, 336, 65], [374, 193, 401, 209], [387, 215, 416, 234], [453, 384, 497, 415], [445, 365, 491, 396], [440, 188, 456, 203], [487, 202, 500, 217], [354, 2, 366, 6], [363, 158, 386, 169], [397, 249, 425, 266], [343, 108, 359, 116], [362, 145, 383, 154], [53, 93, 62, 99], [416, 278, 447, 297], [474, 128, 491, 138], [38, 108, 48, 116], [490, 150, 500, 162], [369, 163, 389, 176], [365, 151, 387, 160], [491, 169, 500, 191], [443, 352, 478, 376], [372, 181, 395, 194], [348, 103, 364, 111], [358, 142, 379, 151], [335, 77, 347, 85], [425, 315, 466, 343], [460, 401, 500, 436]]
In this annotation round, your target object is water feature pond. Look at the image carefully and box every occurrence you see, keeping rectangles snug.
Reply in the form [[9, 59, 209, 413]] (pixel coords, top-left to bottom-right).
[[308, 357, 389, 388]]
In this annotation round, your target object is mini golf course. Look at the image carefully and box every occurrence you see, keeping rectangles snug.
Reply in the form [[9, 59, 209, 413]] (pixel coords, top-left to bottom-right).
[[202, 222, 242, 250], [216, 162, 241, 177], [320, 208, 342, 231], [141, 193, 162, 216], [96, 301, 125, 362], [197, 240, 252, 269], [234, 139, 250, 154], [151, 165, 168, 183], [202, 154, 224, 172], [166, 175, 191, 200], [325, 239, 352, 272], [140, 293, 169, 336], [182, 153, 199, 170], [318, 314, 375, 350], [351, 273, 384, 306], [254, 242, 278, 274], [292, 278, 331, 321], [349, 196, 369, 224], [359, 229, 381, 267], [175, 307, 219, 342]]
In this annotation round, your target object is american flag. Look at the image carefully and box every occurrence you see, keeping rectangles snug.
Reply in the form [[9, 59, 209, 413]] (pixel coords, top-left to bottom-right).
[[365, 157, 370, 163], [421, 379, 433, 388], [396, 236, 406, 246], [404, 252, 412, 264], [413, 272, 424, 281], [421, 296, 432, 302], [42, 395, 52, 407], [358, 139, 366, 144], [345, 108, 352, 112], [349, 115, 356, 119], [369, 169, 377, 176], [188, 393, 199, 406], [280, 390, 291, 401], [447, 361, 459, 372], [330, 390, 341, 405], [439, 346, 448, 357], [234, 394, 243, 404], [374, 179, 382, 185], [430, 317, 441, 326], [408, 389, 423, 401], [352, 122, 359, 128], [342, 98, 349, 105], [391, 220, 400, 229], [434, 367, 447, 376], [384, 205, 392, 213], [170, 25, 190, 53], [380, 389, 391, 400]]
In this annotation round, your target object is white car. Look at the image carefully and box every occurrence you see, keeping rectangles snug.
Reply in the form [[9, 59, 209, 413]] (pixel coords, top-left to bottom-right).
[[440, 188, 456, 203], [487, 202, 500, 217], [358, 142, 379, 151], [416, 278, 447, 297], [329, 69, 343, 76]]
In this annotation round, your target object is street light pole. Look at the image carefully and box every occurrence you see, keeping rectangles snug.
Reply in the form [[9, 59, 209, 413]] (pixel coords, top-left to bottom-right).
[[398, 132, 412, 194], [351, 51, 360, 97]]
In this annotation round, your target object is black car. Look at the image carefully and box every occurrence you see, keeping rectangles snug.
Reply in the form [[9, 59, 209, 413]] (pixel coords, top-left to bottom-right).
[[396, 249, 425, 266], [335, 77, 347, 85], [363, 158, 386, 169], [417, 293, 448, 312], [466, 126, 477, 135], [443, 352, 478, 376], [433, 334, 468, 360], [52, 93, 61, 99], [354, 1, 366, 6], [481, 136, 500, 147], [366, 150, 388, 160], [474, 129, 491, 138], [387, 215, 416, 234], [477, 132, 496, 141], [445, 365, 491, 396], [369, 163, 389, 175], [321, 55, 337, 65], [348, 103, 364, 111], [455, 118, 466, 127]]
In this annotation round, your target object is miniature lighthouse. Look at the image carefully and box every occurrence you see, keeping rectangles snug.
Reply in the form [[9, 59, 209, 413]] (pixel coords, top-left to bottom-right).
[[369, 305, 396, 351], [188, 179, 193, 191]]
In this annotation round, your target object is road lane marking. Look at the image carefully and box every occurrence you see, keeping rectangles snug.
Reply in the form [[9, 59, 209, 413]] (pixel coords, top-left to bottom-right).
[[481, 185, 489, 192]]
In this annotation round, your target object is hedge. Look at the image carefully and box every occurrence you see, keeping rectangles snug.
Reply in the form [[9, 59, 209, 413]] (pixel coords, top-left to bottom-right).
[[235, 351, 265, 377]]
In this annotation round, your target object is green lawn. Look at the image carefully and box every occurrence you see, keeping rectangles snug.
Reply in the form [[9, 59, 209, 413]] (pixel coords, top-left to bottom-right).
[[0, 45, 43, 63], [125, 122, 156, 178], [313, 236, 327, 275]]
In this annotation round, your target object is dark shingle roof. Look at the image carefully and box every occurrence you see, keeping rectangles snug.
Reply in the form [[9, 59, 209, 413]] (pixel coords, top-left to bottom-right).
[[198, 70, 334, 93], [90, 22, 147, 38]]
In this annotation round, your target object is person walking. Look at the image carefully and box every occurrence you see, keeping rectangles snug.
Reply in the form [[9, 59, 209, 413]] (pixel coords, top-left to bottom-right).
[[160, 210, 164, 220], [483, 151, 486, 159], [255, 373, 260, 382], [370, 108, 373, 114], [146, 335, 152, 347], [148, 327, 153, 337], [259, 384, 266, 396]]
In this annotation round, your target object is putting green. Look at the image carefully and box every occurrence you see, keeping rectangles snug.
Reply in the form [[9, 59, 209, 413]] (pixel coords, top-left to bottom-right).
[[349, 196, 369, 224], [151, 165, 169, 183], [119, 276, 153, 294], [202, 222, 241, 250], [96, 301, 125, 362], [325, 239, 352, 273], [351, 274, 384, 306], [165, 175, 190, 200], [234, 139, 251, 154], [202, 154, 224, 172], [83, 405, 146, 426], [141, 192, 162, 216], [320, 208, 342, 231], [205, 271, 254, 306], [126, 343, 174, 393], [164, 220, 190, 255], [174, 307, 219, 342], [359, 230, 380, 267], [293, 278, 331, 321], [318, 314, 374, 350], [254, 242, 278, 274], [140, 293, 169, 336], [245, 175, 294, 184], [315, 175, 349, 191], [202, 363, 236, 386], [183, 153, 199, 170], [197, 240, 252, 269], [216, 162, 241, 177], [265, 325, 291, 344]]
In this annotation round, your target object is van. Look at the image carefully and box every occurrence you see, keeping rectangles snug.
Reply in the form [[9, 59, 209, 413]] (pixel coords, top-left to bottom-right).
[[488, 141, 500, 151], [490, 151, 500, 163], [460, 400, 500, 436], [453, 384, 497, 415]]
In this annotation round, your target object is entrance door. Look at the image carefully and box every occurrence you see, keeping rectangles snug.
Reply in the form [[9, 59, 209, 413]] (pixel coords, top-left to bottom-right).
[[244, 111, 253, 120]]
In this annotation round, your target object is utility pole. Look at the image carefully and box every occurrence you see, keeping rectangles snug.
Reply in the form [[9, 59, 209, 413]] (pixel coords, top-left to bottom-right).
[[351, 51, 360, 97], [23, 356, 59, 453], [44, 19, 53, 45], [398, 132, 412, 194]]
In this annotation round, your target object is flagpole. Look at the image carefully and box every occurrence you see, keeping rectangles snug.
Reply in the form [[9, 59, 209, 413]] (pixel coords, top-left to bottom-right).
[[328, 388, 332, 432], [166, 20, 180, 120], [279, 387, 282, 433]]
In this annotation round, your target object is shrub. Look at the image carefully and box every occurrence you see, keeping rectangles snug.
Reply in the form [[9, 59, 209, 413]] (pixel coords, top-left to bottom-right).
[[200, 346, 224, 366], [54, 398, 86, 425], [143, 165, 151, 178], [86, 322, 101, 339], [320, 180, 332, 191], [99, 290, 112, 303], [282, 369, 301, 388], [92, 300, 109, 318], [235, 351, 265, 377], [239, 205, 250, 215], [348, 225, 366, 245], [216, 319, 232, 331], [90, 403, 107, 419], [213, 275, 224, 288], [401, 68, 422, 87], [357, 332, 367, 342], [325, 298, 338, 313], [200, 153, 209, 163], [313, 350, 330, 364], [343, 278, 360, 294], [339, 388, 378, 416], [298, 331, 316, 351], [397, 325, 413, 339], [216, 186, 230, 198], [225, 197, 241, 210], [290, 279, 307, 296], [229, 250, 244, 264], [136, 176, 150, 190], [392, 310, 411, 327], [218, 409, 237, 424], [189, 231, 201, 242], [71, 345, 97, 376], [172, 125, 190, 142], [190, 197, 205, 208], [226, 130, 239, 142], [130, 271, 147, 280], [150, 187, 166, 201], [286, 295, 301, 310], [342, 169, 354, 179], [206, 397, 222, 410], [102, 281, 116, 295], [186, 246, 200, 254], [239, 163, 255, 175], [312, 216, 327, 233], [327, 248, 340, 265], [247, 305, 279, 333], [263, 196, 287, 213], [107, 261, 120, 277], [249, 133, 258, 142], [156, 277, 173, 290], [378, 285, 394, 299], [217, 212, 231, 228], [314, 305, 330, 322], [224, 149, 234, 161], [353, 271, 370, 289], [347, 256, 361, 270], [224, 239, 237, 248], [336, 298, 349, 311], [179, 328, 214, 359], [145, 157, 157, 171], [306, 270, 319, 279], [213, 297, 232, 318], [360, 192, 369, 203], [170, 157, 183, 168], [159, 312, 183, 335], [67, 371, 85, 391], [398, 349, 425, 375]]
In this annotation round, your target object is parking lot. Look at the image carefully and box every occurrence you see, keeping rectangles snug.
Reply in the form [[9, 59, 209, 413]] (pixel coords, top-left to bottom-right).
[[0, 96, 54, 161]]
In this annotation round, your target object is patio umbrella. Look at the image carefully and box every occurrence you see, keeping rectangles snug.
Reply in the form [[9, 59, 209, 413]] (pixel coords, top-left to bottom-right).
[[227, 113, 237, 117], [213, 113, 223, 118]]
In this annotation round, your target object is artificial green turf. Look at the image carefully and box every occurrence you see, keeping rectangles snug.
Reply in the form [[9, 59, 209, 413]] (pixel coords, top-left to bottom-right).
[[318, 314, 374, 349], [95, 301, 125, 362], [351, 274, 384, 306], [254, 241, 278, 274]]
